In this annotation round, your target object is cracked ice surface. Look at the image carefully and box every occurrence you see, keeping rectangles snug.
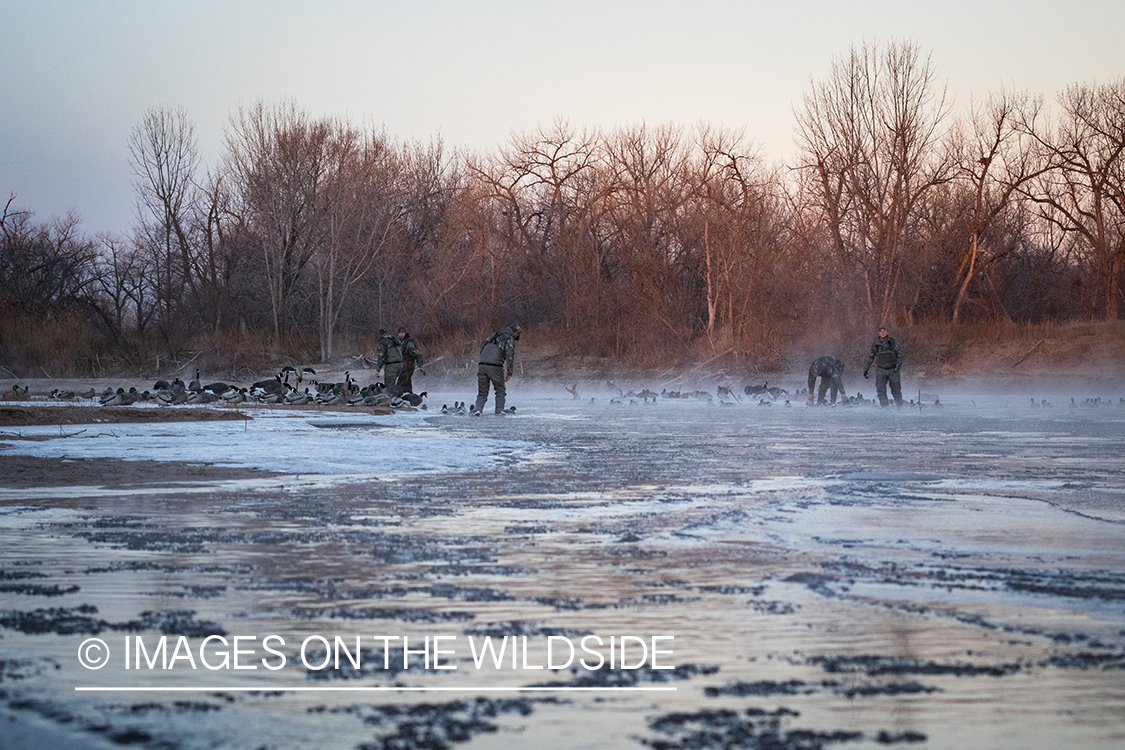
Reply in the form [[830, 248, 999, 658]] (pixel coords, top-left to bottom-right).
[[1, 387, 1125, 749]]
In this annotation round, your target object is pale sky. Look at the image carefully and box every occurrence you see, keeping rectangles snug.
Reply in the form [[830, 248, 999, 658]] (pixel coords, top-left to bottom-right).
[[2, 0, 1122, 237]]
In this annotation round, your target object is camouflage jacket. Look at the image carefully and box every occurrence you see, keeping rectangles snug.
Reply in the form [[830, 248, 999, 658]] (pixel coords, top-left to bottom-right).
[[376, 333, 402, 369], [479, 327, 517, 377], [400, 335, 424, 370], [865, 336, 904, 371], [809, 356, 844, 380]]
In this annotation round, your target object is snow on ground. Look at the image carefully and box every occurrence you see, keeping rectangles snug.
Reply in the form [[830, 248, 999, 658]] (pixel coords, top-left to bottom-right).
[[0, 397, 534, 492]]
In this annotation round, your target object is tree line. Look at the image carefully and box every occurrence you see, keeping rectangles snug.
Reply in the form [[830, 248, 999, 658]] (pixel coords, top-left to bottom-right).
[[2, 41, 1122, 376]]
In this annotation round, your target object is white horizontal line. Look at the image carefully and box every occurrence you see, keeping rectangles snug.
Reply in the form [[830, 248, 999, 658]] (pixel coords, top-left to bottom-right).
[[75, 686, 677, 692]]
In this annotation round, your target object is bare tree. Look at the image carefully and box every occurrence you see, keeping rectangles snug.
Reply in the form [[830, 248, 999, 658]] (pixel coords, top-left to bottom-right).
[[399, 139, 480, 335], [312, 123, 404, 361], [603, 123, 691, 348], [795, 40, 953, 327], [1023, 79, 1125, 319], [0, 210, 100, 311], [224, 100, 330, 341], [691, 125, 787, 348], [128, 106, 202, 336], [472, 120, 606, 335], [92, 233, 152, 341], [947, 89, 1046, 322]]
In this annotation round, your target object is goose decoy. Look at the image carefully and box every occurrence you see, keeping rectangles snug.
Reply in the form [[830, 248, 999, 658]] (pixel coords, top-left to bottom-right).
[[153, 379, 171, 391], [188, 370, 201, 391], [251, 375, 285, 398]]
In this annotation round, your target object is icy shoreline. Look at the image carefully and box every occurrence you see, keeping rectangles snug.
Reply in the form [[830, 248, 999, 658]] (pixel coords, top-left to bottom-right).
[[1, 389, 1124, 748]]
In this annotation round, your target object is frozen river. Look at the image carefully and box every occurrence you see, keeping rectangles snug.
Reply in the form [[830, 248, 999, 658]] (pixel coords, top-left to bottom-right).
[[1, 387, 1124, 749]]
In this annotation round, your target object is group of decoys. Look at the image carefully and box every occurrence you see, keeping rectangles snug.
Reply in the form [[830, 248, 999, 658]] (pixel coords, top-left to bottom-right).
[[566, 381, 796, 407], [563, 381, 957, 409], [1063, 396, 1125, 408], [439, 401, 517, 416], [12, 378, 1125, 413], [565, 381, 1125, 410], [26, 367, 428, 409]]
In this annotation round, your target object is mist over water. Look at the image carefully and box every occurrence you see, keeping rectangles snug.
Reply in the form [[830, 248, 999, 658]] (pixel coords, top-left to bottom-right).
[[1, 383, 1124, 748]]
